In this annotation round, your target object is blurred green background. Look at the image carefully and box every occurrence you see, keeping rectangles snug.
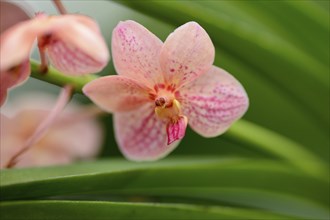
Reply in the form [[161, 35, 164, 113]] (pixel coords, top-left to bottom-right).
[[1, 0, 329, 219]]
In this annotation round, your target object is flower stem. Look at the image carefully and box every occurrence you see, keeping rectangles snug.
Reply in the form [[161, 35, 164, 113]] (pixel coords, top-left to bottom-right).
[[5, 85, 74, 168], [30, 59, 98, 93], [52, 0, 68, 15], [37, 43, 48, 74]]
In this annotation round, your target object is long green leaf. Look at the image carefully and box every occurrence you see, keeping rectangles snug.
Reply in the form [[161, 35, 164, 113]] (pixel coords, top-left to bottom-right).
[[227, 120, 328, 179], [0, 200, 296, 220], [1, 158, 328, 218]]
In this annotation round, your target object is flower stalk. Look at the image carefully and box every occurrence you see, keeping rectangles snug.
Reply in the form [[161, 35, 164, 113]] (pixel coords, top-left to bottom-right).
[[52, 0, 68, 15], [30, 59, 98, 93]]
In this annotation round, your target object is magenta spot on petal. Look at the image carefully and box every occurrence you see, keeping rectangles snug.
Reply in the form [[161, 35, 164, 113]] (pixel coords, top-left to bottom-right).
[[170, 68, 175, 72]]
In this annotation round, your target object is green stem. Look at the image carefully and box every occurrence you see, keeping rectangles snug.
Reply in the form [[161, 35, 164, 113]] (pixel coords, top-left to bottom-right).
[[30, 59, 98, 93]]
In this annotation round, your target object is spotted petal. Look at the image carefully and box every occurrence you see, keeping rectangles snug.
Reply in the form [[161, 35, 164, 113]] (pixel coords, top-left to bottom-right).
[[112, 20, 163, 87], [114, 103, 180, 161], [45, 15, 109, 75], [83, 75, 150, 113], [160, 22, 215, 87], [180, 66, 249, 137]]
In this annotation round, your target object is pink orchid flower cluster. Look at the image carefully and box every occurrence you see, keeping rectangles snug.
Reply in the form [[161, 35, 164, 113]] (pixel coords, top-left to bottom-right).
[[0, 10, 109, 105], [0, 2, 108, 168], [1, 1, 248, 165], [84, 21, 249, 161]]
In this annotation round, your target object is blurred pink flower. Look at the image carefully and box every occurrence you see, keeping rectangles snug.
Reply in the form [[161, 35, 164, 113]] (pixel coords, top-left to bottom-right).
[[83, 20, 249, 161], [0, 1, 32, 106], [0, 13, 110, 106], [0, 95, 103, 168]]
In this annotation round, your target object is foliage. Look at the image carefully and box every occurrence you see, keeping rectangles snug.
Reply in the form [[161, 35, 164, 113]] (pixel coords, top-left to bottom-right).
[[1, 1, 329, 219]]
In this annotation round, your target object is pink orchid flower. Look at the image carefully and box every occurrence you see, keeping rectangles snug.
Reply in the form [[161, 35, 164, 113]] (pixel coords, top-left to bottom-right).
[[0, 13, 109, 106], [83, 20, 249, 161], [0, 95, 103, 168], [0, 1, 31, 106]]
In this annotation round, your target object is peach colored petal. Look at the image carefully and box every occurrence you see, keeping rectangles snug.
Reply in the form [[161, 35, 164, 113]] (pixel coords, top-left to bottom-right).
[[1, 14, 109, 76], [0, 1, 31, 33], [47, 110, 103, 158], [180, 66, 249, 137], [46, 15, 109, 75], [114, 103, 180, 161], [2, 109, 73, 168], [0, 110, 42, 168], [14, 148, 72, 168], [160, 22, 215, 87], [0, 17, 47, 71], [112, 20, 163, 87], [64, 14, 100, 33], [1, 103, 103, 168], [83, 75, 151, 113], [0, 60, 30, 106]]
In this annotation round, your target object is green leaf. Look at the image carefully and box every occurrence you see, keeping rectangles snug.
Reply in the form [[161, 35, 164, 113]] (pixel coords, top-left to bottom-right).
[[227, 120, 328, 179], [0, 200, 296, 220], [1, 158, 328, 219]]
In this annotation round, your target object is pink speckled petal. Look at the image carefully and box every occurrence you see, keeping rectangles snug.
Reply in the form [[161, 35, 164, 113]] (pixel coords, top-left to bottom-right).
[[180, 66, 249, 137], [0, 60, 30, 106], [46, 15, 109, 75], [166, 116, 188, 145], [114, 103, 180, 161], [83, 75, 150, 113], [112, 20, 163, 87], [160, 22, 215, 87]]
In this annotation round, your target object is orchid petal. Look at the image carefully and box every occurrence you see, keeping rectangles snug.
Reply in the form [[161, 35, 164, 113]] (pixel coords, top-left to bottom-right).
[[2, 111, 72, 168], [1, 101, 102, 168], [0, 110, 43, 168], [0, 1, 31, 33], [180, 66, 249, 137], [46, 15, 109, 75], [1, 111, 75, 168], [160, 22, 215, 87], [0, 18, 46, 71], [83, 76, 150, 113], [42, 110, 103, 159], [0, 60, 30, 106], [112, 20, 163, 87], [166, 116, 188, 145], [114, 103, 180, 161]]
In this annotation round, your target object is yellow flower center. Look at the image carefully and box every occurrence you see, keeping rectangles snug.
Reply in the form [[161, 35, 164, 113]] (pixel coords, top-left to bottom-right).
[[153, 85, 182, 123]]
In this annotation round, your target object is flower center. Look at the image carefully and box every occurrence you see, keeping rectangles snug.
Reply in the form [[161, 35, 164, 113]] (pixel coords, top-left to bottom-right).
[[154, 92, 181, 123]]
